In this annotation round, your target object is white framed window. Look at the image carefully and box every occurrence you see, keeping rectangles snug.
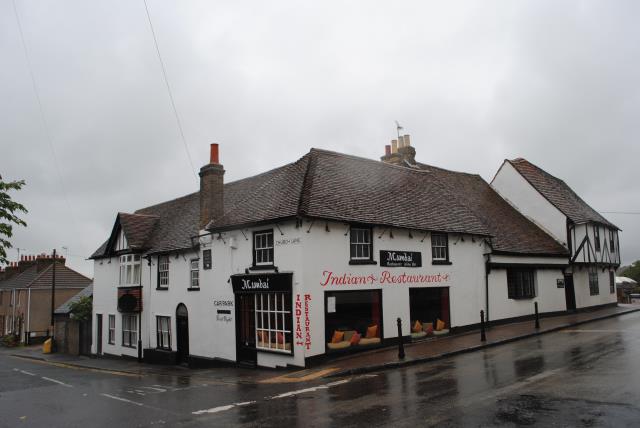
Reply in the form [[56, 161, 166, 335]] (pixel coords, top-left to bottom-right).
[[255, 292, 292, 354], [156, 316, 171, 350], [158, 256, 170, 288], [108, 314, 115, 345], [254, 230, 274, 266], [350, 227, 372, 261], [122, 314, 138, 348], [190, 259, 199, 289], [119, 254, 141, 286], [431, 233, 449, 262]]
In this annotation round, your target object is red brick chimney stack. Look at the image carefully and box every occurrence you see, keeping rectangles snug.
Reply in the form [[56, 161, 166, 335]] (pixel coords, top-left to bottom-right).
[[199, 143, 225, 230]]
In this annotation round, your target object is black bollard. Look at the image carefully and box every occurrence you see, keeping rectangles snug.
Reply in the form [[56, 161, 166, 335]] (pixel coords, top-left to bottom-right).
[[397, 317, 405, 360], [534, 302, 540, 329], [480, 310, 487, 342]]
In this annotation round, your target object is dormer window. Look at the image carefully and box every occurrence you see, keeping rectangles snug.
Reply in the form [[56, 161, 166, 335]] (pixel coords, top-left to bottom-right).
[[253, 230, 274, 267], [119, 255, 141, 286], [593, 226, 601, 252]]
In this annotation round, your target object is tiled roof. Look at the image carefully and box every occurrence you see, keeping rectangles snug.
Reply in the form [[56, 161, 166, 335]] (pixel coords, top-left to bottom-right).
[[421, 164, 568, 256], [90, 149, 578, 259], [208, 149, 490, 235], [507, 158, 618, 229], [0, 263, 92, 290], [55, 285, 93, 315], [119, 213, 159, 250]]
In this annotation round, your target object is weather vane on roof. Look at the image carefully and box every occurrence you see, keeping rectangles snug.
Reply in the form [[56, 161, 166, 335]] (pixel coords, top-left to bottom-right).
[[395, 120, 403, 138]]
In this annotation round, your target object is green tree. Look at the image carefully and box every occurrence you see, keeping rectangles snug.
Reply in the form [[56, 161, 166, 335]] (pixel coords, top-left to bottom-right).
[[619, 261, 640, 283], [69, 296, 92, 322], [0, 175, 27, 265]]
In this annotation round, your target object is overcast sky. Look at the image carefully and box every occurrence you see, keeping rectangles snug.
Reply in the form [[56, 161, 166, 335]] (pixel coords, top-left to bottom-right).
[[1, 1, 639, 278]]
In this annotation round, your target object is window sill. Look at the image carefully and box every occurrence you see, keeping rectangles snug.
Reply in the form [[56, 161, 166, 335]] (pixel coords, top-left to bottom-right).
[[187, 287, 200, 291], [156, 287, 169, 291], [122, 345, 137, 349], [348, 260, 377, 265], [155, 347, 172, 352], [432, 260, 452, 265], [508, 296, 536, 300], [249, 265, 277, 271]]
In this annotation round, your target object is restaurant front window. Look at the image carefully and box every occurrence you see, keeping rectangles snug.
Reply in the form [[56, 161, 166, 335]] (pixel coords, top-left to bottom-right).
[[409, 287, 450, 338], [325, 290, 382, 352]]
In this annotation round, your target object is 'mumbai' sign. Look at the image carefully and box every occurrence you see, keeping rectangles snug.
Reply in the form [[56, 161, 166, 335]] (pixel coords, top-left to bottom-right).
[[380, 250, 422, 267]]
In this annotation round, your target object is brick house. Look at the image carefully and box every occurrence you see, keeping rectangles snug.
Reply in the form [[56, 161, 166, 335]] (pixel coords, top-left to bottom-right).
[[0, 254, 92, 343]]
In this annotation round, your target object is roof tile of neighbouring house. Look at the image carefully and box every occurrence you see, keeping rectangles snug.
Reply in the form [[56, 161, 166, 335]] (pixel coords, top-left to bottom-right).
[[507, 158, 618, 229], [0, 263, 92, 290], [420, 164, 568, 256], [90, 149, 577, 259], [55, 285, 93, 315]]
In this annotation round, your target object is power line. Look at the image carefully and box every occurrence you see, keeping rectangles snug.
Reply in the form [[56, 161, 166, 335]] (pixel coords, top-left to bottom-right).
[[11, 0, 88, 254], [142, 0, 197, 179]]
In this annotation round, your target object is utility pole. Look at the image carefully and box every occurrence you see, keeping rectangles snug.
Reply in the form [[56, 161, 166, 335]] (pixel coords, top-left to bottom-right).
[[50, 249, 56, 337]]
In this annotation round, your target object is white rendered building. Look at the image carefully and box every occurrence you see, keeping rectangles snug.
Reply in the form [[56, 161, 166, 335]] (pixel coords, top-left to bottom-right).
[[90, 139, 619, 368]]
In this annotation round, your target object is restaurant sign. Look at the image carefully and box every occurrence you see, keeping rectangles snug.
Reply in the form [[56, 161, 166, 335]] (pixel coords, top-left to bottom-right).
[[231, 272, 293, 294], [380, 250, 422, 268]]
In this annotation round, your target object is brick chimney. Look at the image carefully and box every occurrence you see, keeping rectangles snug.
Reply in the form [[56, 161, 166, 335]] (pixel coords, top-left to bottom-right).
[[36, 253, 66, 272], [199, 143, 225, 230], [381, 134, 416, 166], [3, 262, 19, 280]]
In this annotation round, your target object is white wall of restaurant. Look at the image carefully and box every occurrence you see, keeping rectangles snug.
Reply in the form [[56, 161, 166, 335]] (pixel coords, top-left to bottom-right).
[[488, 268, 567, 321]]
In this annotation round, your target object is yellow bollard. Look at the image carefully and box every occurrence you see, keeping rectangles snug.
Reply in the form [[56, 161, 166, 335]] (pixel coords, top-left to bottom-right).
[[42, 338, 52, 354]]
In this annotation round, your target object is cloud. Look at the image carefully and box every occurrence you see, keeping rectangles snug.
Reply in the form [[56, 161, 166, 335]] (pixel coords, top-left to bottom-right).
[[1, 1, 638, 277]]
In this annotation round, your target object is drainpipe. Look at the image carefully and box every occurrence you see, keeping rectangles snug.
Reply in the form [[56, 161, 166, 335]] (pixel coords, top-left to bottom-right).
[[27, 288, 31, 340], [11, 290, 15, 334]]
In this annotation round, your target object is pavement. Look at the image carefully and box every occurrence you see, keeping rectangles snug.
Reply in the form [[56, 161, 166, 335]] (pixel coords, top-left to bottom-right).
[[3, 304, 638, 384]]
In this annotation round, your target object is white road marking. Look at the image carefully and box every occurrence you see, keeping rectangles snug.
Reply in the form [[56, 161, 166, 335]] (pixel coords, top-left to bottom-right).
[[191, 377, 352, 416], [100, 393, 144, 406], [270, 378, 350, 399], [20, 370, 36, 376], [41, 377, 72, 387], [192, 404, 236, 415]]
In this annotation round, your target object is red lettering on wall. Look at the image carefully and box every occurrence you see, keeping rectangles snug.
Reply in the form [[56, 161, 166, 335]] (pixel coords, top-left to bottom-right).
[[319, 270, 450, 286]]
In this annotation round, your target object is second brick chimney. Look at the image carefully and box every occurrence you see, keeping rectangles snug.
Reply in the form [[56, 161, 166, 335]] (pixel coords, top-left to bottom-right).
[[199, 143, 225, 230]]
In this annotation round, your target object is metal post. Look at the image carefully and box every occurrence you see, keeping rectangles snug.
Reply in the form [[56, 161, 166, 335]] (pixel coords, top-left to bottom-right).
[[397, 317, 405, 360], [480, 310, 487, 342], [534, 302, 540, 329], [50, 249, 56, 337]]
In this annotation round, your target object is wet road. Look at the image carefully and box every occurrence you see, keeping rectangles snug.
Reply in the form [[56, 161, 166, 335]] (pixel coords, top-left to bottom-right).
[[2, 312, 640, 427]]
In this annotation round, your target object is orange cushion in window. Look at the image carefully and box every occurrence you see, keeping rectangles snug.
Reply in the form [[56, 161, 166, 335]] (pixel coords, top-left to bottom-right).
[[350, 332, 361, 345], [423, 323, 434, 335], [366, 325, 378, 339], [258, 331, 268, 343], [412, 320, 422, 333], [277, 332, 285, 344], [436, 319, 446, 331], [331, 330, 345, 343]]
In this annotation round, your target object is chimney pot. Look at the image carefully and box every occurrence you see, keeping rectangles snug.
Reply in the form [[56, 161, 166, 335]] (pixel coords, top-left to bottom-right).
[[391, 140, 398, 154], [404, 134, 411, 146], [210, 143, 219, 164], [384, 145, 391, 156], [398, 135, 405, 148]]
